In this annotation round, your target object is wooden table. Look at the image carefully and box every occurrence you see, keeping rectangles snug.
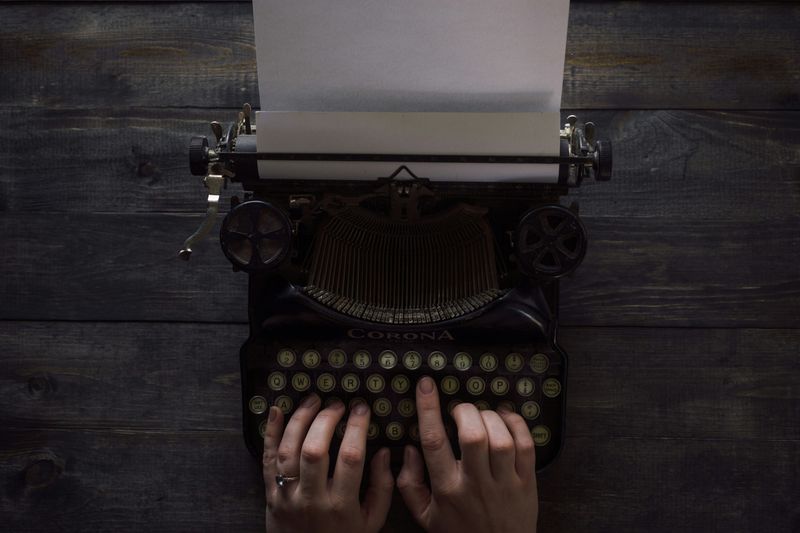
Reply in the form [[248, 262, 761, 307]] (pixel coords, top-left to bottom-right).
[[1, 1, 798, 531]]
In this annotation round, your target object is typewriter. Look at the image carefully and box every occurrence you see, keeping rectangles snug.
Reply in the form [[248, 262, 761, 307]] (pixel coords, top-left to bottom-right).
[[180, 105, 611, 471]]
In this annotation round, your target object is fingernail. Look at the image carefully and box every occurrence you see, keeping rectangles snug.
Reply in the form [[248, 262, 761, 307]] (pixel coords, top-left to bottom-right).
[[352, 401, 369, 415], [268, 406, 277, 422], [419, 376, 434, 394], [301, 393, 319, 407]]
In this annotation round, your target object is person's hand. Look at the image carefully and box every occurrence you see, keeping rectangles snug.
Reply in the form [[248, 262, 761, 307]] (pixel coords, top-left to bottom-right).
[[397, 376, 538, 533], [262, 394, 395, 533]]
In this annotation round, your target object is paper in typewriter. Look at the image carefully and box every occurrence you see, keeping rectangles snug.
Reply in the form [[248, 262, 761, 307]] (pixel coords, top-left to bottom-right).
[[252, 0, 571, 182]]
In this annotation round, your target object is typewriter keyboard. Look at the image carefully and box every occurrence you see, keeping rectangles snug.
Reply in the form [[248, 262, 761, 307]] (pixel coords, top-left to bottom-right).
[[243, 344, 565, 470]]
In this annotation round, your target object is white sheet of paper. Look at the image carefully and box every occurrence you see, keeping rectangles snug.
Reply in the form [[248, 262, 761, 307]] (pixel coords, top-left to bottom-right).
[[251, 0, 570, 182]]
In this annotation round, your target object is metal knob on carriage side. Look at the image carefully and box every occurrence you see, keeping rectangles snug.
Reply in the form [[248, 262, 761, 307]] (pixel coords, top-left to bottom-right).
[[220, 200, 293, 272], [515, 205, 587, 278]]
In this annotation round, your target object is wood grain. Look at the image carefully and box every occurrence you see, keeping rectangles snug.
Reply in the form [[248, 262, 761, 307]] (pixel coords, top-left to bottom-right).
[[1, 212, 797, 326], [0, 3, 798, 110], [2, 108, 799, 220]]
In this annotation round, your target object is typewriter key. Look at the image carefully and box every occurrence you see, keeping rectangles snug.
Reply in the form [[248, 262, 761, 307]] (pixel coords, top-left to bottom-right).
[[466, 376, 485, 395], [531, 425, 551, 446], [328, 349, 347, 368], [391, 374, 411, 394], [521, 401, 540, 420], [324, 396, 342, 408], [441, 376, 460, 395], [402, 351, 422, 370], [341, 373, 360, 393], [453, 352, 472, 371], [349, 397, 367, 410], [249, 395, 268, 414], [373, 398, 392, 417], [530, 353, 549, 374], [258, 420, 267, 438], [302, 350, 321, 369], [268, 372, 287, 391], [490, 377, 510, 396], [386, 422, 404, 440], [292, 372, 311, 392], [397, 398, 416, 417], [277, 349, 296, 368], [316, 373, 336, 393], [275, 395, 293, 414], [447, 399, 462, 413], [474, 400, 490, 411], [428, 351, 447, 371], [498, 400, 515, 413], [479, 353, 498, 372], [366, 374, 385, 393], [516, 377, 535, 397], [505, 353, 524, 372], [542, 378, 562, 398], [378, 350, 398, 370], [367, 422, 380, 440], [353, 350, 371, 369]]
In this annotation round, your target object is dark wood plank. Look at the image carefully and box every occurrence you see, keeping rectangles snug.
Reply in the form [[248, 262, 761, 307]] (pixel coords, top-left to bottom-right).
[[2, 429, 797, 533], [3, 108, 799, 220], [1, 212, 797, 326], [1, 3, 799, 110], [2, 322, 798, 443]]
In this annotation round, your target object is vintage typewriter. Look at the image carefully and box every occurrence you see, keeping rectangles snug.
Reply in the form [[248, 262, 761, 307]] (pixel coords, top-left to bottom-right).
[[179, 105, 611, 471]]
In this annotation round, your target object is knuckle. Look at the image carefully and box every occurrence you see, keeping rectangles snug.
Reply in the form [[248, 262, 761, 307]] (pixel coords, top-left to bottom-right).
[[277, 446, 294, 464], [338, 445, 365, 467], [491, 438, 515, 455], [459, 428, 488, 448], [517, 438, 535, 456], [301, 443, 327, 464]]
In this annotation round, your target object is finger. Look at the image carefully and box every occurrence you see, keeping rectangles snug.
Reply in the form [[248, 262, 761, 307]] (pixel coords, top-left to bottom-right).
[[363, 448, 395, 532], [298, 399, 345, 497], [263, 406, 285, 494], [415, 376, 457, 492], [451, 402, 490, 479], [397, 445, 432, 526], [498, 408, 536, 483], [480, 410, 516, 480], [277, 394, 321, 488], [331, 400, 370, 498]]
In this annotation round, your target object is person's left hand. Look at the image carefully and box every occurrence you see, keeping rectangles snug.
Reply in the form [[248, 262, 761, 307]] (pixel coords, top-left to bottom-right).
[[262, 394, 395, 533]]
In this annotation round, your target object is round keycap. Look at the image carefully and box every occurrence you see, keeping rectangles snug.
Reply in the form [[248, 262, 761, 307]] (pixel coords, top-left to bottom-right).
[[292, 372, 311, 392], [302, 350, 321, 369], [530, 353, 550, 374], [275, 395, 293, 414], [531, 425, 551, 446], [403, 351, 422, 370], [398, 398, 416, 417], [474, 400, 490, 411], [353, 350, 371, 369], [490, 377, 510, 396], [479, 353, 498, 372], [367, 422, 380, 440], [447, 399, 462, 414], [441, 375, 460, 394], [466, 376, 485, 395], [453, 352, 472, 371], [328, 349, 347, 368], [505, 352, 524, 372], [373, 398, 392, 417], [516, 377, 535, 397], [349, 397, 367, 410], [366, 374, 385, 393], [498, 400, 515, 413], [378, 350, 398, 370], [277, 349, 296, 368], [391, 374, 410, 394], [428, 351, 447, 371], [316, 373, 336, 393], [267, 372, 287, 391], [386, 422, 405, 440], [542, 378, 562, 398], [258, 420, 267, 437], [324, 396, 342, 408], [341, 373, 360, 392], [249, 395, 267, 414], [521, 401, 540, 420]]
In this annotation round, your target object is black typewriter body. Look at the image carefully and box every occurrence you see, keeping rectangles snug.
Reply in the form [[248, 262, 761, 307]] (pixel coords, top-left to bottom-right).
[[181, 107, 611, 472]]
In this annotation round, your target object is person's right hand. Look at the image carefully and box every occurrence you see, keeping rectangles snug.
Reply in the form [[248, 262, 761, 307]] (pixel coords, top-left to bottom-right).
[[397, 376, 539, 533]]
